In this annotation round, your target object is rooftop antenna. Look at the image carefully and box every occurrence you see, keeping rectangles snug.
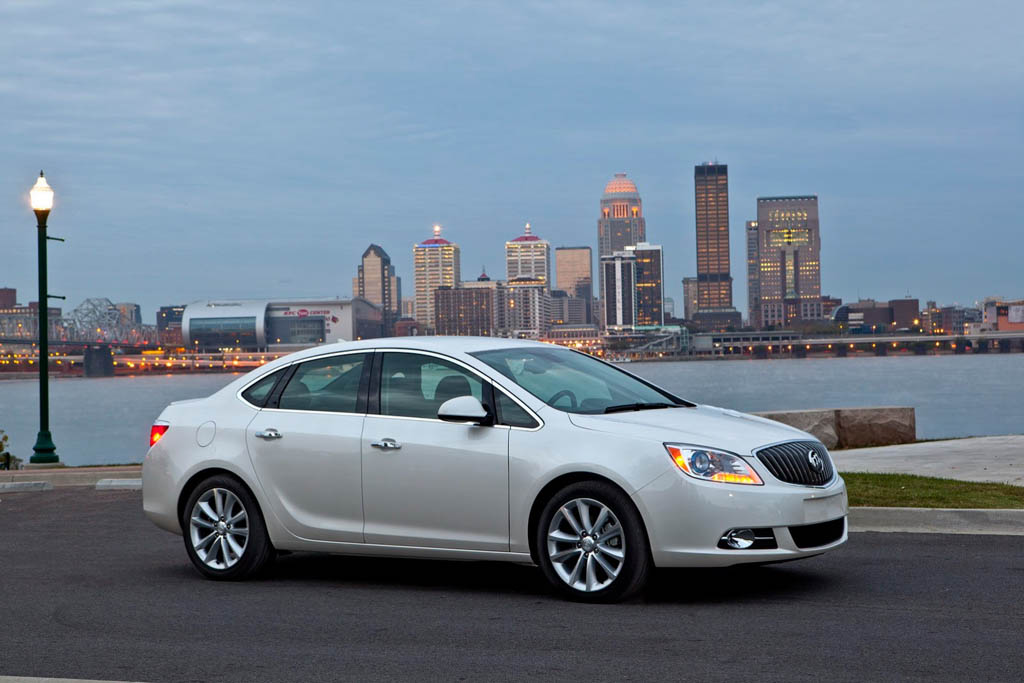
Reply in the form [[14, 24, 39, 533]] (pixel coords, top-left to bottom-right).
[[524, 222, 531, 235]]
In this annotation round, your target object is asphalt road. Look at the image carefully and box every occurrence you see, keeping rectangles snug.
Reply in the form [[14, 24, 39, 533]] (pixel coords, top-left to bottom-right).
[[2, 489, 1022, 683]]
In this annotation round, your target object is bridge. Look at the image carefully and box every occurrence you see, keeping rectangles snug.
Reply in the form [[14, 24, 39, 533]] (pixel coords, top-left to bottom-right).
[[696, 330, 1024, 357]]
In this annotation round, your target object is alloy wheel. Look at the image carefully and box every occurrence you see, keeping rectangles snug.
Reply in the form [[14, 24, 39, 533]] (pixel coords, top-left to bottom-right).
[[189, 487, 250, 570], [546, 497, 625, 592]]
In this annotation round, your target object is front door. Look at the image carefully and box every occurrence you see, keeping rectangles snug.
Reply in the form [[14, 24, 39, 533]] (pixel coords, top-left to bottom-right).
[[246, 351, 370, 543], [361, 351, 510, 551]]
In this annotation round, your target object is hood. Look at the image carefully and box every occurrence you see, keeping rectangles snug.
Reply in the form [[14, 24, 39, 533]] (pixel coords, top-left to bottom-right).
[[567, 404, 812, 456]]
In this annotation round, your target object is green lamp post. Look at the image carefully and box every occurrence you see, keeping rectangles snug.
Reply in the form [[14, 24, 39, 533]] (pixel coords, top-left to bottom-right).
[[29, 171, 59, 465]]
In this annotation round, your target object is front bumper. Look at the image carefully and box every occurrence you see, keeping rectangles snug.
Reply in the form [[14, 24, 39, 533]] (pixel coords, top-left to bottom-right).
[[633, 468, 848, 568]]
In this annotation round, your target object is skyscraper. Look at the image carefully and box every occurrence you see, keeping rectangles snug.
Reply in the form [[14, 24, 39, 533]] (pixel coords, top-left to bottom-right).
[[694, 162, 732, 309], [754, 196, 822, 327], [555, 246, 593, 323], [745, 220, 761, 328], [413, 225, 460, 332], [626, 242, 664, 327], [598, 173, 646, 257], [353, 244, 401, 335], [597, 174, 645, 317], [682, 277, 698, 320], [693, 162, 741, 330], [600, 251, 637, 331], [506, 223, 551, 285]]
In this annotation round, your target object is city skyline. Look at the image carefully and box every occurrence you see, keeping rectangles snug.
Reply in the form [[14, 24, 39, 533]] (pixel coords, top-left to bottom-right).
[[1, 2, 1020, 321]]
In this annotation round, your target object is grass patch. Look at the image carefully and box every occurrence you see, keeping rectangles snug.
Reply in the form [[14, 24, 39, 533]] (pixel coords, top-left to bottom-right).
[[842, 472, 1024, 509]]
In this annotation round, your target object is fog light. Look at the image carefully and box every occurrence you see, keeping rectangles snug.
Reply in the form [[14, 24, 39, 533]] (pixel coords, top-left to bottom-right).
[[722, 528, 756, 549]]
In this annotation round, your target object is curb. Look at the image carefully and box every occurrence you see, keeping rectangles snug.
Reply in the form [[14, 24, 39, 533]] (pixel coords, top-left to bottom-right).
[[849, 507, 1024, 535], [1, 466, 142, 487], [96, 478, 143, 491], [0, 481, 55, 492]]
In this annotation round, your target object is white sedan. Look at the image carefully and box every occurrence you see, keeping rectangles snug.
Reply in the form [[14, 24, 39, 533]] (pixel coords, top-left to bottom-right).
[[143, 337, 847, 601]]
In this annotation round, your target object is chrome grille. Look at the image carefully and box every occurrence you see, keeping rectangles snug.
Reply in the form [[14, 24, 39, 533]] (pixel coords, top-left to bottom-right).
[[755, 441, 834, 486]]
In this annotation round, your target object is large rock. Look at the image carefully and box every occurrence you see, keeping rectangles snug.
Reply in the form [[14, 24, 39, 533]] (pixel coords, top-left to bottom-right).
[[755, 409, 839, 449], [836, 407, 916, 448]]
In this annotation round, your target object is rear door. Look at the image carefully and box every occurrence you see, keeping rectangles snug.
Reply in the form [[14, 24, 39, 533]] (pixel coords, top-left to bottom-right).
[[360, 350, 510, 551], [246, 351, 370, 543]]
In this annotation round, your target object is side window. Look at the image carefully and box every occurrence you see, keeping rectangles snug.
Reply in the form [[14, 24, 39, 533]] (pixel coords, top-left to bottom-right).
[[241, 368, 286, 407], [278, 353, 368, 413], [495, 390, 538, 428], [380, 352, 484, 419]]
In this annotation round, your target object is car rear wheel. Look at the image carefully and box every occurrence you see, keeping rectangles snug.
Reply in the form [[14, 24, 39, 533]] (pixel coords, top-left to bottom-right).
[[535, 480, 650, 602], [182, 475, 273, 580]]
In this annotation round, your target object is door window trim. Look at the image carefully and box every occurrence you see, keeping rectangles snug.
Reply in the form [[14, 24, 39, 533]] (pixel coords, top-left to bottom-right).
[[368, 348, 543, 430], [239, 349, 374, 416]]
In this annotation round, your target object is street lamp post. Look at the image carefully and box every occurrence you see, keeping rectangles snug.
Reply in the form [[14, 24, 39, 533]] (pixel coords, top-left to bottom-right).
[[29, 171, 58, 464]]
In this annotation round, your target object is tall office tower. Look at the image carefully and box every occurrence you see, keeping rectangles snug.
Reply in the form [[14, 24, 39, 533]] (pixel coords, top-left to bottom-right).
[[682, 277, 698, 320], [754, 196, 822, 327], [694, 163, 733, 309], [413, 225, 460, 332], [746, 220, 761, 328], [693, 163, 741, 330], [353, 244, 401, 335], [0, 288, 16, 308], [463, 270, 507, 335], [626, 243, 664, 327], [506, 223, 551, 285], [555, 246, 593, 323], [600, 251, 637, 331], [597, 173, 645, 304]]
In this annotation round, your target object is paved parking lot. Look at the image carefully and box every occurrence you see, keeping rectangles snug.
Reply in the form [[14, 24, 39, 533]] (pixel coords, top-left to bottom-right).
[[2, 488, 1022, 682]]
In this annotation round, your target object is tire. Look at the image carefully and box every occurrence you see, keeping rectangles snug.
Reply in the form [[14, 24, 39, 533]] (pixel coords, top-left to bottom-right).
[[534, 480, 651, 602], [181, 474, 274, 581]]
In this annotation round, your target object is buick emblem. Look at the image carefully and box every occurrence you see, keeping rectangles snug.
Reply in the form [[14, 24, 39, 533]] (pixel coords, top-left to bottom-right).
[[807, 450, 824, 472]]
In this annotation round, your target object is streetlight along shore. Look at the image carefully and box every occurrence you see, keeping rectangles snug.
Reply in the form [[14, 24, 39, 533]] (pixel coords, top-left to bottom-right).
[[28, 171, 64, 466]]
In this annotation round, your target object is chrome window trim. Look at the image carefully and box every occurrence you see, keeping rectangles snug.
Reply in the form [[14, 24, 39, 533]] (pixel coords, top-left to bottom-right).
[[750, 439, 839, 489], [235, 348, 373, 412], [375, 348, 544, 431]]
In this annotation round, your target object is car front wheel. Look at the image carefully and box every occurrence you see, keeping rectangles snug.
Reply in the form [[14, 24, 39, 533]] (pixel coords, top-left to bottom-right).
[[535, 480, 651, 602], [182, 474, 273, 580]]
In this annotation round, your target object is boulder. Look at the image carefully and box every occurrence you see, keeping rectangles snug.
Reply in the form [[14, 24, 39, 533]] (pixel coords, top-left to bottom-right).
[[755, 409, 839, 449], [836, 407, 916, 448]]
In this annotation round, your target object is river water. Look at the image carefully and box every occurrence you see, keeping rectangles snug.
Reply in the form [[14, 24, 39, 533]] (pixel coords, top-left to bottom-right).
[[0, 354, 1020, 466]]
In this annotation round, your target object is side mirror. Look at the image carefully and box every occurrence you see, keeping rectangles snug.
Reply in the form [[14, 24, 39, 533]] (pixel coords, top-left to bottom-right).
[[437, 395, 494, 426]]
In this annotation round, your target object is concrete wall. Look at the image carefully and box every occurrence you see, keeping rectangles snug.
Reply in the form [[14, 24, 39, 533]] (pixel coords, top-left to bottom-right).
[[754, 407, 916, 450]]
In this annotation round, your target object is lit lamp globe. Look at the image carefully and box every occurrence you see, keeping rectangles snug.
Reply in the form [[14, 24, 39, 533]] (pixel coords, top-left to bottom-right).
[[30, 171, 54, 219]]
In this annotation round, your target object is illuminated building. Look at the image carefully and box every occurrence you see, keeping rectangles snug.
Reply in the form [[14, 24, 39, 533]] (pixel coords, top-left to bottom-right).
[[506, 223, 550, 286], [600, 251, 637, 331], [157, 305, 186, 346], [746, 220, 761, 328], [555, 246, 593, 324], [353, 244, 401, 335], [115, 302, 142, 326], [434, 286, 494, 336], [182, 298, 382, 351], [502, 278, 550, 339], [754, 196, 823, 327], [682, 277, 698, 320], [984, 299, 1024, 332], [694, 163, 734, 311], [413, 225, 460, 333], [625, 243, 664, 327], [597, 174, 645, 310]]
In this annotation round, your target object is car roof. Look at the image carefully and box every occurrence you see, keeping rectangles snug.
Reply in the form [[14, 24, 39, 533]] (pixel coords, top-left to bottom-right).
[[284, 336, 552, 361]]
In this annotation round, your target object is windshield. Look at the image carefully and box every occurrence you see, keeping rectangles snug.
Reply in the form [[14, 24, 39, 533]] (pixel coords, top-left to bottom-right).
[[471, 346, 688, 414]]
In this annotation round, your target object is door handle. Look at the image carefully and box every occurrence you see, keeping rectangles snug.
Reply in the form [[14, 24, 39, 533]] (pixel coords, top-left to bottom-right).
[[370, 438, 401, 450], [255, 428, 283, 440]]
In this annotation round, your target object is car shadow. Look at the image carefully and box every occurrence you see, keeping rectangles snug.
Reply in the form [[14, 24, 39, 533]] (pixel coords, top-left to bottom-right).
[[259, 552, 835, 604]]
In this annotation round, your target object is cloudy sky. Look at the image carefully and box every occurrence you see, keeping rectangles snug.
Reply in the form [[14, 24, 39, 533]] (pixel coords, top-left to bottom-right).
[[1, 0, 1021, 322]]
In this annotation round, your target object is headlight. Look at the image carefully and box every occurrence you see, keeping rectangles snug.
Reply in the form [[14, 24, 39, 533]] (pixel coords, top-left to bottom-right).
[[664, 444, 763, 485]]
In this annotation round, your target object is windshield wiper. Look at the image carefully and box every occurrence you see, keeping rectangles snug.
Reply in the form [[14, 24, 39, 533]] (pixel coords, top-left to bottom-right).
[[603, 402, 677, 414]]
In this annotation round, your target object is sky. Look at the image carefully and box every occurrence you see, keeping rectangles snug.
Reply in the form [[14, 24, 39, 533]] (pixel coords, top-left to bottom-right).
[[1, 0, 1021, 323]]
